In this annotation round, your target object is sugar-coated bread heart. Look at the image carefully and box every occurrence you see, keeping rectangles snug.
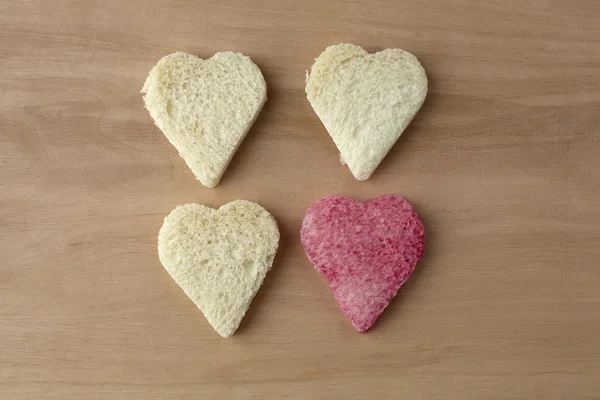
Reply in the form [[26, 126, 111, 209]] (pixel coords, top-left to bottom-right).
[[158, 201, 279, 337], [142, 52, 267, 188], [305, 44, 427, 181], [300, 195, 425, 332]]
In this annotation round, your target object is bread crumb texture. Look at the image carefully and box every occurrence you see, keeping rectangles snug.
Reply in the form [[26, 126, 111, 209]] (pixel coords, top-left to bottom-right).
[[158, 200, 280, 337], [142, 52, 267, 188], [301, 195, 424, 332], [306, 44, 427, 180]]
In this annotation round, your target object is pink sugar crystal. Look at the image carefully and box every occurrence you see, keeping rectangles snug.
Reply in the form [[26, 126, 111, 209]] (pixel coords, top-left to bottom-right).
[[301, 195, 425, 332]]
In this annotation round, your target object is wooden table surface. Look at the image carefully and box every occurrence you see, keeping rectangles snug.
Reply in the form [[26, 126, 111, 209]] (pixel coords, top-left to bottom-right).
[[2, 1, 600, 398]]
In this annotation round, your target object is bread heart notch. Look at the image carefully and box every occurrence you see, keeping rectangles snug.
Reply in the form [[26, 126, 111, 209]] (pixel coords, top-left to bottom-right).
[[158, 201, 279, 337], [305, 44, 427, 181], [142, 52, 267, 188], [300, 195, 425, 332]]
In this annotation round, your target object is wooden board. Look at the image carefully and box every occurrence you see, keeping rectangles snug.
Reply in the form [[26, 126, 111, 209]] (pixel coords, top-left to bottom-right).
[[2, 1, 600, 398]]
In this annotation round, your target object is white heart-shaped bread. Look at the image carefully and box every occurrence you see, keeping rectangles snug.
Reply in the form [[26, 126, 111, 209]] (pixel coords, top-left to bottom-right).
[[158, 201, 279, 337], [142, 52, 267, 188], [306, 43, 427, 181]]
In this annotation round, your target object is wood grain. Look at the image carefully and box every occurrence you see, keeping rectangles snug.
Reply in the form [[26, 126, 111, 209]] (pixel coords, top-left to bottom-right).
[[2, 0, 600, 398]]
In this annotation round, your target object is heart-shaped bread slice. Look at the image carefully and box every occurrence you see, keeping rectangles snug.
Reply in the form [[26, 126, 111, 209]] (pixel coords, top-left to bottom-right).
[[301, 195, 425, 332], [158, 200, 279, 337], [305, 44, 427, 181], [142, 52, 267, 188]]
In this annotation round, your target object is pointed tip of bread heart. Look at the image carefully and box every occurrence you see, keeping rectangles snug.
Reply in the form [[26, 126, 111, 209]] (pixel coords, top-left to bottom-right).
[[215, 326, 235, 338], [158, 200, 280, 337], [301, 194, 425, 333], [305, 43, 427, 181]]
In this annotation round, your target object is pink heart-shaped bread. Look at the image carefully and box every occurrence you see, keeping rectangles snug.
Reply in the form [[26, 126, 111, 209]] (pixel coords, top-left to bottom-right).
[[301, 195, 425, 332]]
